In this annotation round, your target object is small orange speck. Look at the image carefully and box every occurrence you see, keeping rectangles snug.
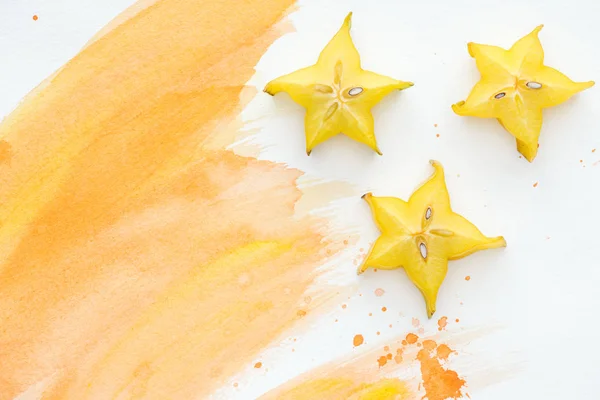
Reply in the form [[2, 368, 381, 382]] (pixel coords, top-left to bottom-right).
[[389, 324, 392, 328], [460, 301, 463, 305], [394, 354, 403, 364], [368, 313, 372, 317], [293, 338, 297, 342], [406, 333, 418, 344], [593, 149, 596, 153], [33, 15, 38, 21], [343, 239, 349, 245], [342, 304, 347, 309], [465, 276, 471, 281], [353, 334, 364, 347], [359, 247, 364, 252], [434, 124, 438, 127], [335, 319, 338, 322], [254, 362, 262, 368], [386, 353, 392, 360], [533, 182, 538, 188], [519, 155, 523, 158], [436, 134, 440, 137], [381, 307, 387, 312], [401, 340, 407, 346], [373, 269, 378, 272], [377, 356, 387, 367], [297, 310, 306, 317], [292, 348, 295, 352], [233, 383, 238, 388], [384, 346, 390, 351], [580, 159, 583, 163], [374, 288, 385, 297], [537, 143, 540, 148], [455, 318, 460, 323], [438, 316, 448, 331], [376, 331, 381, 336]]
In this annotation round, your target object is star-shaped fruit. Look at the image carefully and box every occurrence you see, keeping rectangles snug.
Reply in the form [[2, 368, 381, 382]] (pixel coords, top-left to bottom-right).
[[452, 25, 594, 162], [264, 12, 413, 155], [359, 161, 506, 318]]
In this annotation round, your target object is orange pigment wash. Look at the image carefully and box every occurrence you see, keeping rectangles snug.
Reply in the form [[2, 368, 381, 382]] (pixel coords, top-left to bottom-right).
[[0, 0, 355, 398]]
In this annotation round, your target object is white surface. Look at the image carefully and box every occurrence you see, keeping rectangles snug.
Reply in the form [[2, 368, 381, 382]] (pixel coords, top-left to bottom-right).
[[1, 0, 600, 399]]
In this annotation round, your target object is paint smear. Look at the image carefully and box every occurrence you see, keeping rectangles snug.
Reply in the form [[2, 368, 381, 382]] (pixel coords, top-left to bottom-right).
[[262, 377, 409, 400], [0, 0, 357, 399]]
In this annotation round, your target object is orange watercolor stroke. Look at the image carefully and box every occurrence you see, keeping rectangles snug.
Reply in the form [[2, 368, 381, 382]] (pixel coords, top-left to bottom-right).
[[0, 0, 357, 399]]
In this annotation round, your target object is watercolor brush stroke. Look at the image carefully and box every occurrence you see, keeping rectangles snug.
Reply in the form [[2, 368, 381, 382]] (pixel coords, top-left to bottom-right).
[[0, 0, 359, 398]]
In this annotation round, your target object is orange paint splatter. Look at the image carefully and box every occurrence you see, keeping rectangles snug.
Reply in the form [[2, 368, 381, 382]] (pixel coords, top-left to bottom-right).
[[297, 310, 307, 317], [406, 333, 418, 344], [455, 318, 459, 323], [593, 149, 596, 153], [376, 331, 381, 336], [353, 335, 364, 347], [384, 346, 389, 352], [434, 124, 438, 127], [374, 288, 385, 297], [438, 316, 448, 331], [401, 340, 407, 346], [437, 344, 454, 360], [533, 182, 539, 188], [422, 340, 437, 351], [343, 239, 349, 245], [377, 356, 388, 367], [394, 354, 403, 364], [33, 15, 39, 21], [381, 307, 387, 312], [417, 345, 466, 400], [436, 134, 440, 137], [369, 313, 373, 317], [465, 276, 471, 281], [254, 362, 262, 369], [341, 304, 347, 309]]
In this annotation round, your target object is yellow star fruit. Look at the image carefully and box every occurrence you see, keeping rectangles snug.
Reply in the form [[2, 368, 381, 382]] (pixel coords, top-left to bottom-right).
[[264, 12, 413, 155], [452, 25, 594, 162], [359, 161, 506, 318]]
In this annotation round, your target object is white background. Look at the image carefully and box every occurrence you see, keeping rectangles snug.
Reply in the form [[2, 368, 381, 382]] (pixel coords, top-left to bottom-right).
[[2, 0, 600, 399]]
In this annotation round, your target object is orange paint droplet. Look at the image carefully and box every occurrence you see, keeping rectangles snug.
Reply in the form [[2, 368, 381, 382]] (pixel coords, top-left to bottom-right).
[[386, 353, 393, 360], [434, 124, 438, 127], [353, 334, 364, 347], [377, 356, 387, 367], [381, 307, 387, 312], [417, 347, 466, 400], [437, 316, 448, 331], [376, 331, 381, 336], [297, 310, 306, 317], [455, 318, 459, 323], [423, 340, 437, 351], [373, 269, 378, 272], [368, 313, 372, 317], [374, 288, 385, 297], [593, 149, 596, 153], [341, 304, 347, 309], [389, 324, 393, 328], [384, 346, 390, 351], [580, 159, 583, 163], [343, 239, 349, 245], [359, 248, 364, 252], [292, 348, 295, 352], [436, 134, 440, 138], [402, 340, 407, 346], [412, 317, 420, 327], [254, 362, 262, 368], [465, 276, 471, 281], [394, 355, 403, 364], [533, 182, 538, 188], [33, 15, 38, 21], [406, 333, 418, 344], [437, 344, 454, 360]]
